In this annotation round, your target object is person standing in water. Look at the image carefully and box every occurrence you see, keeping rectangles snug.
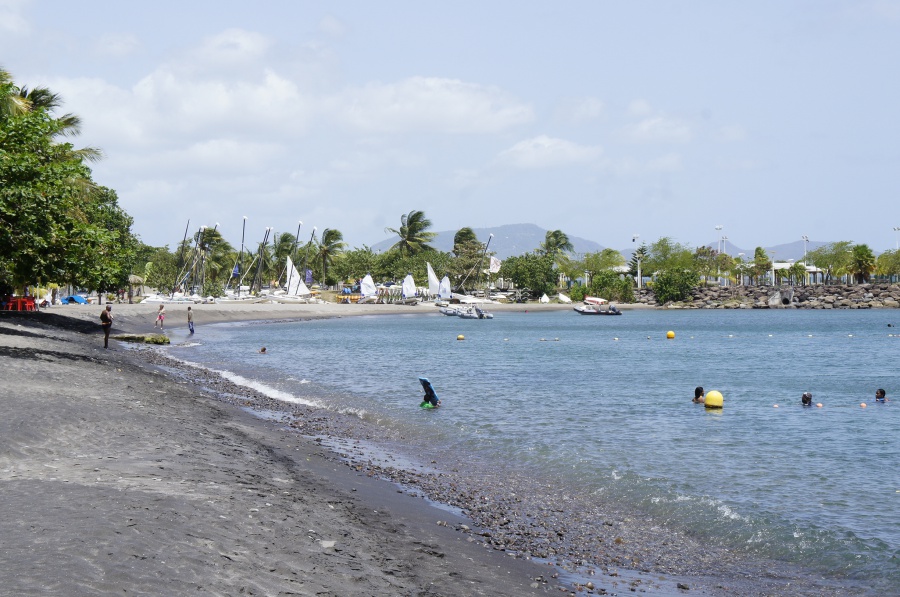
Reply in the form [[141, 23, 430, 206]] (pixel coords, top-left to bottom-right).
[[187, 306, 194, 334], [155, 304, 166, 329], [801, 392, 813, 406], [692, 387, 705, 404], [100, 305, 112, 349]]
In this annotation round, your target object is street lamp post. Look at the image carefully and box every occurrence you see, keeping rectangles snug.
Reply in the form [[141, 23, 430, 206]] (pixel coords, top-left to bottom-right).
[[737, 253, 745, 286], [801, 235, 809, 285], [720, 235, 728, 285], [894, 227, 900, 250]]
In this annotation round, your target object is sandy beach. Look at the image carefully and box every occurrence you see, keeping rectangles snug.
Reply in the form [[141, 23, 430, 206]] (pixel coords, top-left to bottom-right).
[[2, 301, 861, 597], [1, 304, 571, 596]]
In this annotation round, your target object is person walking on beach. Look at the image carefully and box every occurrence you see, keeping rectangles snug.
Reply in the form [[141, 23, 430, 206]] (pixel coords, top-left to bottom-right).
[[692, 387, 705, 404], [187, 306, 194, 334], [100, 305, 113, 349], [155, 304, 166, 329]]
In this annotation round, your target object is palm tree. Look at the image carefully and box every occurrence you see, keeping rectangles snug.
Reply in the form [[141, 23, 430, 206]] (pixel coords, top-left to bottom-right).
[[0, 68, 29, 119], [539, 230, 574, 268], [848, 244, 876, 283], [384, 210, 437, 256], [317, 228, 347, 286]]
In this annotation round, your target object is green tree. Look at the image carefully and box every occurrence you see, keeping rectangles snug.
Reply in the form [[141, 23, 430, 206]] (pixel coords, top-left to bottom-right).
[[316, 228, 347, 286], [384, 210, 437, 256], [499, 252, 557, 297], [453, 227, 479, 255], [332, 246, 378, 282], [0, 70, 125, 293], [538, 229, 574, 270], [654, 269, 700, 304], [876, 250, 900, 282], [749, 247, 772, 285], [644, 237, 695, 277], [847, 244, 876, 283], [807, 241, 853, 284]]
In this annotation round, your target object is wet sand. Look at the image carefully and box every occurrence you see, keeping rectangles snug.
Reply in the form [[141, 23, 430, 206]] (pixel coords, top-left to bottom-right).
[[1, 303, 864, 596]]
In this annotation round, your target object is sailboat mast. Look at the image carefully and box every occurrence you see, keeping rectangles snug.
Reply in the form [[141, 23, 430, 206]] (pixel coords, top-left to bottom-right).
[[236, 216, 247, 296]]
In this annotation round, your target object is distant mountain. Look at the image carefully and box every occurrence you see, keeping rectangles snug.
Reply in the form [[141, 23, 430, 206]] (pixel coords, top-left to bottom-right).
[[371, 223, 605, 260], [373, 225, 851, 262]]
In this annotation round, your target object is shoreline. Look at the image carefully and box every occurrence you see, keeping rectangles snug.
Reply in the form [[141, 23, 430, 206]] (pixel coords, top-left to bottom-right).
[[2, 307, 872, 596]]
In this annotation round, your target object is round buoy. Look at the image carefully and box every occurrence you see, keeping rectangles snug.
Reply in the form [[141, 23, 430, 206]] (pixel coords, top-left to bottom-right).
[[860, 402, 867, 408], [816, 403, 823, 408], [457, 334, 465, 341], [773, 404, 779, 408], [666, 331, 675, 339], [704, 390, 724, 409]]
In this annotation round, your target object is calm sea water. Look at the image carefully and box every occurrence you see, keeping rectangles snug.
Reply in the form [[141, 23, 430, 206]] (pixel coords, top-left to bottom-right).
[[167, 308, 900, 590]]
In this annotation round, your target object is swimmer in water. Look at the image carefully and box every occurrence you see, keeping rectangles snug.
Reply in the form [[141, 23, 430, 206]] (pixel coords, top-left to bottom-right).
[[875, 389, 887, 402], [259, 347, 267, 354], [801, 392, 813, 406], [692, 386, 705, 404]]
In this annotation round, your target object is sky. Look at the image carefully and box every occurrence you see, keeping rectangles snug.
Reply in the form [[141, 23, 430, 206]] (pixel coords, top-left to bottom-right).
[[3, 1, 900, 255]]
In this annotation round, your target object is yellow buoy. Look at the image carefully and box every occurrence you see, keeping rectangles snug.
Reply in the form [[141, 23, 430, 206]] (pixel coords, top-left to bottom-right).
[[457, 334, 465, 341], [666, 331, 675, 339], [704, 390, 724, 409]]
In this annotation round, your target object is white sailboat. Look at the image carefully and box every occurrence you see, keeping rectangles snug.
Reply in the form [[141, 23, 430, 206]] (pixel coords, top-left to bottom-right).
[[273, 256, 314, 303], [357, 274, 378, 304], [426, 262, 441, 302], [399, 273, 418, 305]]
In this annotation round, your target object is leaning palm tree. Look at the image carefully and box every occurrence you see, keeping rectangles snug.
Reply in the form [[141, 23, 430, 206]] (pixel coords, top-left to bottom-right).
[[539, 230, 574, 268], [384, 210, 437, 256], [317, 228, 347, 285]]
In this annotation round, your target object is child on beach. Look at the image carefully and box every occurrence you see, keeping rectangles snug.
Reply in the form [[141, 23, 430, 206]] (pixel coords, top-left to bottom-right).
[[155, 305, 166, 329], [100, 305, 112, 349]]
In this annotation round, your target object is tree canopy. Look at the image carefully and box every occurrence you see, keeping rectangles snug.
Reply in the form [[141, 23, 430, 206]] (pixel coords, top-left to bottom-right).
[[1, 68, 137, 295]]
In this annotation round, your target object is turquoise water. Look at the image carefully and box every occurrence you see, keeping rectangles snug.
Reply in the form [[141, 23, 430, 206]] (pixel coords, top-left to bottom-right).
[[168, 309, 900, 590]]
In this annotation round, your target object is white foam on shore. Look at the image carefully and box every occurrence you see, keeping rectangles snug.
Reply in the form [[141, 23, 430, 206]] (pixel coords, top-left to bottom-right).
[[169, 356, 322, 408]]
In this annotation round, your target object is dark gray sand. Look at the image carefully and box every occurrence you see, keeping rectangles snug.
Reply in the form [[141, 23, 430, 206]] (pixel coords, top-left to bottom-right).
[[0, 310, 870, 596]]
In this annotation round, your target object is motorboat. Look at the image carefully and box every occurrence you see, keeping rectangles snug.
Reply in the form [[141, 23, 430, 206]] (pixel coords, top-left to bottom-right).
[[574, 303, 621, 315]]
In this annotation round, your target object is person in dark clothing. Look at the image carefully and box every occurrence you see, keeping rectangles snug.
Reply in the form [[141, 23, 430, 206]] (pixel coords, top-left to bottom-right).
[[100, 305, 112, 348]]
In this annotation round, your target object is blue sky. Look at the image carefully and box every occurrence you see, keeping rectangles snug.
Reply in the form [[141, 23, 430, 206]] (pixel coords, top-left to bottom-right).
[[2, 1, 899, 254]]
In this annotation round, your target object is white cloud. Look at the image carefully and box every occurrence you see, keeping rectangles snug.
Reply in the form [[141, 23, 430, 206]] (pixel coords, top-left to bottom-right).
[[497, 135, 603, 169], [318, 15, 347, 37], [332, 76, 534, 134], [625, 116, 693, 143], [0, 0, 29, 35], [627, 99, 653, 117], [190, 28, 273, 70], [93, 33, 139, 58], [556, 96, 605, 122]]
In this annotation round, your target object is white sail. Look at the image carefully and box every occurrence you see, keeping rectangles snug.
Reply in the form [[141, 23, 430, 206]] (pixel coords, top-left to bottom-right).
[[438, 275, 452, 299], [402, 274, 416, 299], [286, 257, 312, 296], [426, 262, 440, 297], [360, 274, 377, 297]]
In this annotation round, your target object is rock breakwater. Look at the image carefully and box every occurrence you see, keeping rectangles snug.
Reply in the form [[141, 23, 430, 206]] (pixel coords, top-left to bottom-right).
[[633, 283, 900, 309]]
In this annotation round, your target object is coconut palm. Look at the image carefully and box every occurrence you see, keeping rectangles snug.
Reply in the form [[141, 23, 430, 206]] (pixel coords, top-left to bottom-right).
[[539, 230, 574, 267], [0, 68, 29, 119], [848, 244, 876, 283], [316, 228, 347, 286], [385, 210, 437, 256]]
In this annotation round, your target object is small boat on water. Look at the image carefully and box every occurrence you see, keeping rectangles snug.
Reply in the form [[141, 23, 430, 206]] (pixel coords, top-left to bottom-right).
[[458, 306, 494, 319], [574, 303, 621, 315]]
